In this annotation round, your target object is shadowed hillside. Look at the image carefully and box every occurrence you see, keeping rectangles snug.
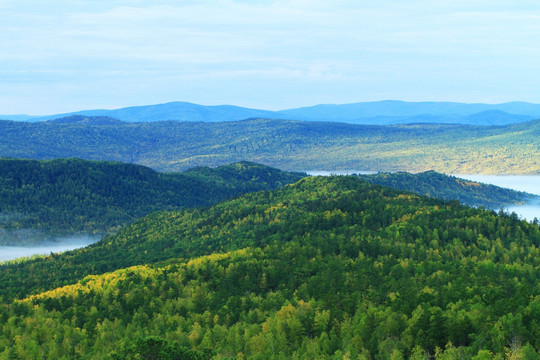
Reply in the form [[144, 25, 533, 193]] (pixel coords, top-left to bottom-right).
[[0, 158, 305, 244]]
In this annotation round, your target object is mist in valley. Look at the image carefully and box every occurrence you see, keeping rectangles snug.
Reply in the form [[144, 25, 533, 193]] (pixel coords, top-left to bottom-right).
[[455, 174, 540, 222], [505, 197, 540, 223], [0, 233, 102, 262]]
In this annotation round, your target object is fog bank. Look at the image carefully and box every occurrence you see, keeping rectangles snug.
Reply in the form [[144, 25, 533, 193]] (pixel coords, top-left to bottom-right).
[[0, 235, 101, 262]]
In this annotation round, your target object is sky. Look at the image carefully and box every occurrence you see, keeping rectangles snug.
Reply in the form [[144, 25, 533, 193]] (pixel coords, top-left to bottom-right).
[[2, 0, 540, 114]]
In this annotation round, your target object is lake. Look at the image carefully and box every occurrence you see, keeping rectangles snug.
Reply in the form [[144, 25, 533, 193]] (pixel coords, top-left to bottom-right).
[[306, 171, 540, 222], [0, 235, 101, 263]]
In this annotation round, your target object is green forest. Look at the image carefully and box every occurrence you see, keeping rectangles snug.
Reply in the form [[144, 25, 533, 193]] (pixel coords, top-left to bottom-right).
[[0, 158, 304, 244], [358, 171, 534, 209], [1, 158, 534, 247], [0, 117, 538, 174], [1, 176, 539, 359]]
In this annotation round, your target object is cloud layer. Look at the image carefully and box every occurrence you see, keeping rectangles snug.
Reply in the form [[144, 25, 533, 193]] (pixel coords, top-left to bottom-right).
[[2, 1, 540, 113]]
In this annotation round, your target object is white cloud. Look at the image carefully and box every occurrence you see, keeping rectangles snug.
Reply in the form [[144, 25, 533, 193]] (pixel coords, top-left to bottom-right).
[[1, 1, 540, 113]]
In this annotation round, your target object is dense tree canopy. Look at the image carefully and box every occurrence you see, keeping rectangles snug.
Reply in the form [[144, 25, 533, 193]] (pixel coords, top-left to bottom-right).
[[1, 176, 539, 358], [358, 170, 535, 208], [0, 117, 538, 174], [0, 158, 305, 244]]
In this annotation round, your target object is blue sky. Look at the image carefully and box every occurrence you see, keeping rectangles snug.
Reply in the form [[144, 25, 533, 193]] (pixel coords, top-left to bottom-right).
[[2, 0, 540, 114]]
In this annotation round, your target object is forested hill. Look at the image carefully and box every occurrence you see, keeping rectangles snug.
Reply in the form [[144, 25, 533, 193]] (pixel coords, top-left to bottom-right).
[[0, 118, 539, 174], [0, 176, 539, 358], [1, 157, 532, 246], [358, 170, 535, 208], [0, 158, 305, 243]]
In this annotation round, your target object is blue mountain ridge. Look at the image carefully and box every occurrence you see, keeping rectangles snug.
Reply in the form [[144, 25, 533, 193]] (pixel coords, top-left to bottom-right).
[[2, 100, 539, 125]]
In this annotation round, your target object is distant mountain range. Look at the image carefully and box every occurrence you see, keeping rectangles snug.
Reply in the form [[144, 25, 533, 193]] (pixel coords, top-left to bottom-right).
[[2, 100, 540, 125]]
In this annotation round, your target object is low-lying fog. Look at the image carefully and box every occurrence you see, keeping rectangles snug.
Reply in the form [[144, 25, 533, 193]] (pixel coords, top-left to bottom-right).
[[455, 174, 540, 222], [0, 235, 101, 262]]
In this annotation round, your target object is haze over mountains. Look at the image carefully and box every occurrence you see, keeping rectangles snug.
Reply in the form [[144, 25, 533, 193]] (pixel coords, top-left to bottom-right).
[[2, 100, 540, 125]]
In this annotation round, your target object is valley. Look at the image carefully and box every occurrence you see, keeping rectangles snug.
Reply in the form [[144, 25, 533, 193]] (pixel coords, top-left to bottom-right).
[[455, 174, 540, 221], [0, 235, 99, 262], [1, 158, 537, 261], [4, 1, 540, 358], [0, 117, 539, 174], [1, 111, 539, 359]]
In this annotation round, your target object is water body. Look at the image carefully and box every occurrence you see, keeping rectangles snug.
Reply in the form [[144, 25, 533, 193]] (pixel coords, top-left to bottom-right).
[[454, 175, 540, 221], [0, 235, 101, 263], [306, 171, 540, 222]]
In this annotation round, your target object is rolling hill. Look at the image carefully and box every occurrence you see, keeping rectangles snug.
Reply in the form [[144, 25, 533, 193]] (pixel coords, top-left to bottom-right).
[[0, 118, 538, 174], [2, 156, 534, 248], [358, 170, 535, 208], [0, 176, 539, 358], [0, 158, 305, 244]]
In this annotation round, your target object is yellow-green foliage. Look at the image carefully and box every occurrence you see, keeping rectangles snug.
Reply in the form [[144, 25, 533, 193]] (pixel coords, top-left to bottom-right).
[[1, 176, 539, 359]]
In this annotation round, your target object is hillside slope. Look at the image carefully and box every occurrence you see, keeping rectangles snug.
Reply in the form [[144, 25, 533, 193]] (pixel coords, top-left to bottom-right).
[[0, 118, 538, 174], [358, 170, 535, 208], [0, 158, 305, 244], [0, 176, 539, 358]]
